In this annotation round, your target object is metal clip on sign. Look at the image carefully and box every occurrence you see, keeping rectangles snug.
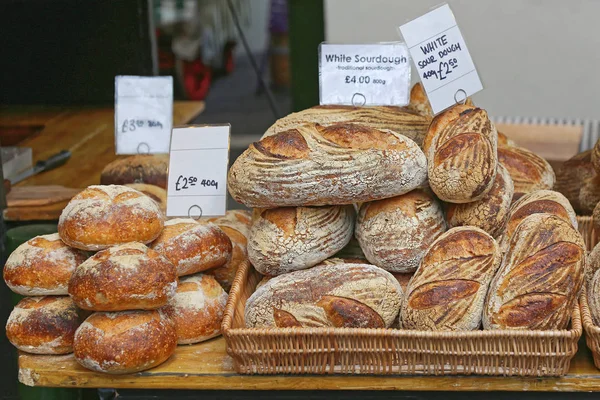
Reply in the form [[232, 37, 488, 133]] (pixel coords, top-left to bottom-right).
[[352, 93, 367, 107], [454, 89, 467, 105], [137, 142, 150, 154], [188, 205, 203, 220]]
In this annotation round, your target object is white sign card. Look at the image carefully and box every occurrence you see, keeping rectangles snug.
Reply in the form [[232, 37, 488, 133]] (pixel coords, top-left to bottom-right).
[[319, 43, 411, 106], [166, 125, 230, 218], [399, 4, 483, 114], [114, 75, 173, 154]]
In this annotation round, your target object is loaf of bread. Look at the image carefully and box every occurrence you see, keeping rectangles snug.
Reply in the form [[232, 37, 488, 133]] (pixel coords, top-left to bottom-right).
[[6, 296, 84, 354], [407, 82, 473, 118], [424, 105, 498, 203], [74, 309, 177, 374], [248, 206, 355, 276], [124, 183, 167, 213], [555, 150, 595, 214], [229, 123, 427, 208], [587, 242, 600, 286], [245, 263, 402, 328], [497, 131, 516, 147], [69, 242, 177, 311], [579, 174, 600, 215], [497, 146, 555, 202], [594, 202, 600, 230], [593, 139, 600, 173], [355, 189, 446, 273], [101, 154, 169, 189], [445, 163, 514, 238], [401, 227, 501, 331], [151, 219, 232, 277], [3, 233, 88, 295], [588, 269, 600, 325], [484, 213, 585, 330], [162, 274, 228, 344], [58, 185, 164, 251]]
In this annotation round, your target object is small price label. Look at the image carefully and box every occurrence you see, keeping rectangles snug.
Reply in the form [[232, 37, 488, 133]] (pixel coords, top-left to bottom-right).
[[319, 43, 411, 106], [399, 4, 483, 114], [114, 76, 173, 154], [166, 125, 230, 218]]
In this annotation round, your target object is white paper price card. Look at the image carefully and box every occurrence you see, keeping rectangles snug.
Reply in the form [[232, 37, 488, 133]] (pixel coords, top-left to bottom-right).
[[114, 75, 173, 154], [319, 43, 410, 106], [166, 125, 230, 218], [399, 4, 483, 114]]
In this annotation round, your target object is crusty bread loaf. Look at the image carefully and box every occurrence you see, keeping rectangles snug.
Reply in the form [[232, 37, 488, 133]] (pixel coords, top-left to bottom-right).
[[6, 296, 84, 354], [74, 309, 176, 374], [151, 219, 232, 277], [100, 154, 169, 188], [445, 163, 514, 238], [69, 242, 177, 311], [497, 131, 516, 147], [356, 189, 446, 273], [497, 146, 555, 202], [484, 213, 585, 330], [555, 150, 595, 214], [588, 269, 600, 325], [401, 227, 501, 331], [162, 274, 228, 344], [3, 233, 88, 295], [407, 82, 473, 119], [58, 185, 164, 251], [587, 242, 600, 286], [594, 202, 600, 230], [124, 183, 167, 213], [579, 174, 600, 215], [245, 263, 402, 328], [228, 123, 428, 208], [424, 106, 498, 203], [593, 139, 600, 173], [248, 206, 355, 276]]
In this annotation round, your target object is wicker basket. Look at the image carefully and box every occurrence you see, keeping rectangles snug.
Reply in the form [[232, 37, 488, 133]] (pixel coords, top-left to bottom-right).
[[577, 215, 598, 251], [223, 260, 582, 376], [581, 288, 600, 369]]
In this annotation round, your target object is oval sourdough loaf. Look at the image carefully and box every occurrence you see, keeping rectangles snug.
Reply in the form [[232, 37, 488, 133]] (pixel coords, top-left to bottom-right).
[[228, 123, 428, 208], [401, 227, 501, 331], [554, 150, 595, 213], [162, 274, 228, 344], [100, 154, 169, 188], [579, 174, 600, 215], [424, 105, 498, 203], [124, 183, 167, 213], [69, 242, 177, 311], [445, 163, 514, 238], [484, 213, 585, 330], [587, 242, 600, 286], [248, 206, 355, 276], [6, 296, 84, 354], [58, 185, 164, 251], [245, 263, 402, 328], [74, 309, 176, 374], [588, 269, 600, 325], [3, 233, 88, 295], [355, 189, 446, 273], [497, 146, 555, 202]]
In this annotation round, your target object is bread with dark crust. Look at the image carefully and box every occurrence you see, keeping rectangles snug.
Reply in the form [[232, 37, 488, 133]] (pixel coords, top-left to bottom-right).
[[101, 154, 169, 188], [497, 146, 555, 202]]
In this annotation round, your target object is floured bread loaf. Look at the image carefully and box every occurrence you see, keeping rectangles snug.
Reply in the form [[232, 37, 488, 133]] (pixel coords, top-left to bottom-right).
[[401, 227, 501, 331], [229, 123, 427, 208], [497, 146, 555, 202], [587, 242, 600, 286], [124, 183, 167, 213], [407, 82, 473, 118], [248, 206, 355, 276], [245, 263, 402, 328], [58, 185, 164, 251], [3, 233, 88, 295], [555, 150, 595, 214], [101, 154, 169, 189], [579, 174, 600, 215], [497, 131, 516, 147]]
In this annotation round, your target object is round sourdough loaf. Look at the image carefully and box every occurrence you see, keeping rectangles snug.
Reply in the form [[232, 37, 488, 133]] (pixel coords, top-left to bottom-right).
[[6, 296, 84, 354], [355, 189, 446, 273], [400, 227, 501, 331], [579, 174, 600, 215], [445, 163, 514, 238], [151, 219, 232, 277], [100, 154, 169, 188], [3, 233, 88, 295], [497, 145, 555, 202], [124, 183, 167, 213], [589, 269, 600, 326], [555, 150, 595, 214], [69, 242, 177, 311], [162, 274, 228, 344], [248, 206, 355, 276], [58, 185, 164, 251], [74, 309, 177, 374], [587, 242, 600, 288]]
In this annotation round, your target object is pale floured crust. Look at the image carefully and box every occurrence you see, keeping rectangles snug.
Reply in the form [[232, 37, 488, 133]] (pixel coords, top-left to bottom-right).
[[124, 183, 167, 213], [587, 242, 600, 288], [484, 213, 585, 330], [579, 174, 600, 215], [401, 227, 501, 331], [58, 185, 164, 251], [497, 146, 555, 202], [554, 150, 595, 214], [245, 263, 403, 328], [162, 274, 228, 344], [3, 233, 88, 295], [101, 154, 169, 188], [248, 206, 355, 276], [229, 123, 428, 208], [356, 189, 446, 273]]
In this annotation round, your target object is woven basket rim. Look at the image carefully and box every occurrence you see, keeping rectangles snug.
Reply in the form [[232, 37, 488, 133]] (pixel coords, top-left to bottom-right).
[[581, 287, 600, 334]]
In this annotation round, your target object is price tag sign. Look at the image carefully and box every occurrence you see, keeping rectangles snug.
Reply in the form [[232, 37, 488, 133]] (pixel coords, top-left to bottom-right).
[[114, 75, 173, 154], [399, 4, 483, 114], [166, 125, 230, 218], [319, 43, 410, 106]]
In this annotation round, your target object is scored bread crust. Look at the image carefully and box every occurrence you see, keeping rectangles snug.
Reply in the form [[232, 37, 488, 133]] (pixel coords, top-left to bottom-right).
[[555, 150, 595, 213], [124, 183, 167, 213], [248, 206, 355, 276], [228, 123, 427, 208], [588, 269, 600, 326], [100, 154, 169, 189], [579, 174, 600, 215], [497, 146, 555, 202], [400, 227, 501, 331], [587, 242, 600, 288]]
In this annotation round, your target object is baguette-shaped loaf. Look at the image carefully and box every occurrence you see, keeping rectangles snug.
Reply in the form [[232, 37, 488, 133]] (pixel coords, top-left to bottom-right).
[[555, 150, 595, 214], [245, 263, 402, 328], [401, 227, 501, 331], [228, 123, 427, 207], [484, 213, 585, 330], [588, 269, 600, 325], [497, 146, 555, 202], [356, 189, 446, 273], [579, 174, 600, 215]]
